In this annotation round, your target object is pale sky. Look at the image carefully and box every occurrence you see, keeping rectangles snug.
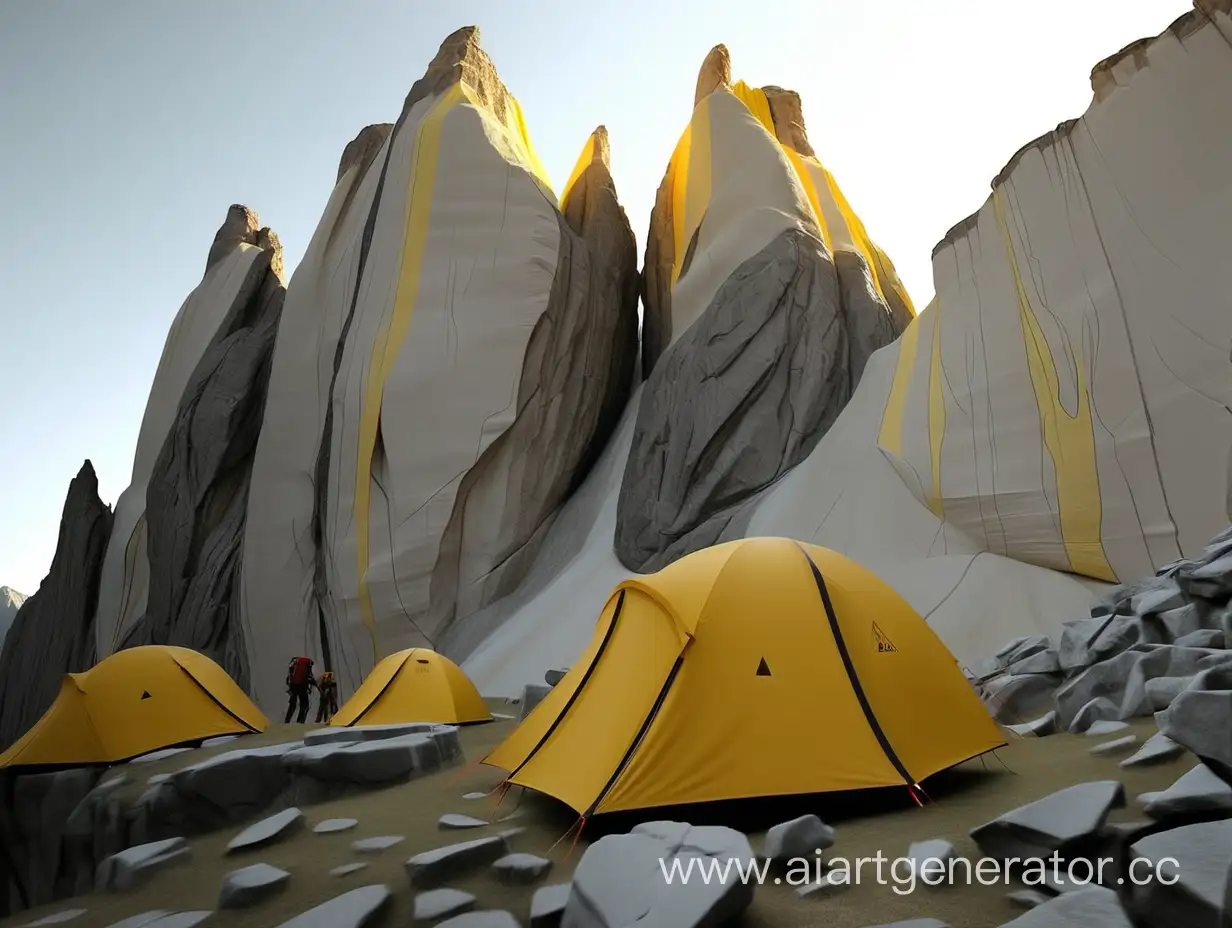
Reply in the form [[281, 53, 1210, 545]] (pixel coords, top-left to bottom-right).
[[0, 0, 1188, 595]]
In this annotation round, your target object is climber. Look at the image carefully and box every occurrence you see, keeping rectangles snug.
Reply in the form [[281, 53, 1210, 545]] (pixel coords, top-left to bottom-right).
[[315, 670, 340, 723], [284, 655, 317, 724]]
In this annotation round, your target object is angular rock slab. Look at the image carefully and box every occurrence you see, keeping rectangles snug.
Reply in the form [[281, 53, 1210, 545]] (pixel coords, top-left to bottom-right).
[[145, 915, 212, 928], [413, 888, 477, 922], [520, 685, 551, 721], [219, 862, 291, 909], [970, 781, 1125, 860], [562, 821, 754, 928], [353, 835, 406, 853], [906, 839, 956, 885], [283, 730, 461, 785], [440, 813, 489, 830], [303, 722, 440, 746], [763, 814, 834, 860], [406, 835, 512, 888], [531, 884, 571, 928], [314, 818, 359, 834], [437, 914, 520, 928], [331, 863, 370, 878], [796, 868, 852, 899], [1005, 712, 1057, 738], [227, 807, 304, 852], [997, 886, 1132, 926], [1141, 763, 1232, 819], [462, 792, 488, 801], [103, 913, 171, 928], [20, 910, 87, 926], [1129, 818, 1232, 927], [1085, 721, 1129, 737], [97, 837, 191, 891], [274, 884, 392, 928], [1159, 666, 1232, 780], [1121, 732, 1185, 768], [1090, 735, 1138, 757], [492, 853, 552, 885]]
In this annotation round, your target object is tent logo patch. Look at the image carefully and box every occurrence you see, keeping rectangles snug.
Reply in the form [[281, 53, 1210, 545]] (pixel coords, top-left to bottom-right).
[[140, 690, 152, 700], [872, 623, 898, 654], [756, 657, 771, 677]]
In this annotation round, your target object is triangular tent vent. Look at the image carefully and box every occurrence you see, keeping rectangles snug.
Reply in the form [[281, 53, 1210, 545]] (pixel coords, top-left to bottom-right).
[[872, 623, 898, 653], [140, 690, 152, 700], [756, 657, 771, 676]]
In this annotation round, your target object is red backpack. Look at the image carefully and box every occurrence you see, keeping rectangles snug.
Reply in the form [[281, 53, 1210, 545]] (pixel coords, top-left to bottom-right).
[[287, 656, 314, 686]]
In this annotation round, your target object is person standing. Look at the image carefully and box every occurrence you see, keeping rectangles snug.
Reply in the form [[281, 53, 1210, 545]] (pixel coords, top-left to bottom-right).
[[315, 670, 340, 723], [284, 656, 317, 724]]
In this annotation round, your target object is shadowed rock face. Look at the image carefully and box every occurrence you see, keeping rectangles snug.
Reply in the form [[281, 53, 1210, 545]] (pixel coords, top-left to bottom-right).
[[119, 224, 287, 691], [428, 125, 640, 634], [0, 462, 112, 751], [619, 46, 911, 572]]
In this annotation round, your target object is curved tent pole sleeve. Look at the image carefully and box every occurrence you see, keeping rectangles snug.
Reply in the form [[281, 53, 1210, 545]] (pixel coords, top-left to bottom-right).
[[501, 589, 628, 781], [175, 661, 261, 734], [584, 651, 687, 818], [795, 544, 917, 790]]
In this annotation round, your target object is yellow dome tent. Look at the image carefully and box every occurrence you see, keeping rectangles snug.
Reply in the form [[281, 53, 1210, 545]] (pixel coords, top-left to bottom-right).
[[484, 537, 1005, 816], [0, 645, 267, 769], [329, 648, 491, 727]]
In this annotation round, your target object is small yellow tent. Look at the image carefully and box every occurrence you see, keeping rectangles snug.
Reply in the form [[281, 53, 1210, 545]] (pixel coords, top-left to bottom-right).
[[329, 648, 491, 727], [0, 645, 267, 769], [484, 537, 1005, 815]]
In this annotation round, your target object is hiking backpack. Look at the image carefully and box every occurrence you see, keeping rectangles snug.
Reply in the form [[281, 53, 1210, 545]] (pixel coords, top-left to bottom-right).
[[287, 656, 314, 686]]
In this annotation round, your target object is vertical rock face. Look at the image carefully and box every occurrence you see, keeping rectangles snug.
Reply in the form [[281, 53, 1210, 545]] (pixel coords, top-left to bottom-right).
[[91, 206, 287, 663], [0, 462, 112, 750], [118, 225, 287, 691], [240, 26, 638, 710], [616, 45, 914, 572], [875, 2, 1232, 585]]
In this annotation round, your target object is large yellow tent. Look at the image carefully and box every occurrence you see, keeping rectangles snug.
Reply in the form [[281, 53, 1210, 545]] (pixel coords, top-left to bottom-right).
[[484, 537, 1005, 816], [0, 645, 267, 769], [329, 648, 491, 727]]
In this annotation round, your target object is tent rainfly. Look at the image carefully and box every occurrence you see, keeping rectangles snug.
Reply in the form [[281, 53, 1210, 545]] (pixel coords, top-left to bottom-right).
[[0, 645, 266, 769], [484, 537, 1005, 815], [329, 648, 491, 727]]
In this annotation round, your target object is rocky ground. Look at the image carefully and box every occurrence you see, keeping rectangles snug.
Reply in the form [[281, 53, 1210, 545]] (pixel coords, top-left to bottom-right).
[[0, 707, 1216, 928]]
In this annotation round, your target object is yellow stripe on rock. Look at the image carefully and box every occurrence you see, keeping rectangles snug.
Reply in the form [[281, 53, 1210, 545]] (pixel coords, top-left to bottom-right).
[[877, 314, 922, 457], [560, 133, 596, 207], [822, 167, 889, 305], [670, 96, 713, 286], [927, 301, 945, 518], [730, 81, 776, 135], [992, 188, 1114, 582], [783, 148, 832, 254], [507, 95, 552, 193], [354, 84, 465, 660]]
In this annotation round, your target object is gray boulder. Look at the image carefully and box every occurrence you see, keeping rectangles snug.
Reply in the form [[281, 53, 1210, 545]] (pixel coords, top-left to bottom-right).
[[1067, 697, 1120, 733], [440, 814, 489, 830], [282, 729, 461, 790], [406, 835, 512, 889], [1089, 735, 1138, 757], [274, 884, 391, 928], [544, 669, 568, 687], [995, 636, 1052, 669], [1005, 712, 1057, 737], [970, 781, 1125, 860], [520, 685, 551, 720], [226, 807, 304, 853], [763, 815, 834, 861], [218, 863, 290, 909], [412, 888, 476, 922], [302, 722, 441, 746], [530, 884, 571, 928], [1140, 763, 1232, 819], [980, 673, 1060, 724], [492, 853, 552, 885], [1158, 665, 1232, 780], [352, 836, 405, 854], [314, 818, 358, 834], [1175, 628, 1225, 650], [96, 838, 191, 892], [1129, 818, 1232, 927], [1131, 578, 1187, 616], [997, 886, 1132, 926], [1178, 553, 1232, 599], [1120, 732, 1185, 768], [1007, 649, 1061, 675], [1145, 675, 1197, 712], [1085, 720, 1129, 737], [905, 839, 956, 886], [561, 821, 754, 928]]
